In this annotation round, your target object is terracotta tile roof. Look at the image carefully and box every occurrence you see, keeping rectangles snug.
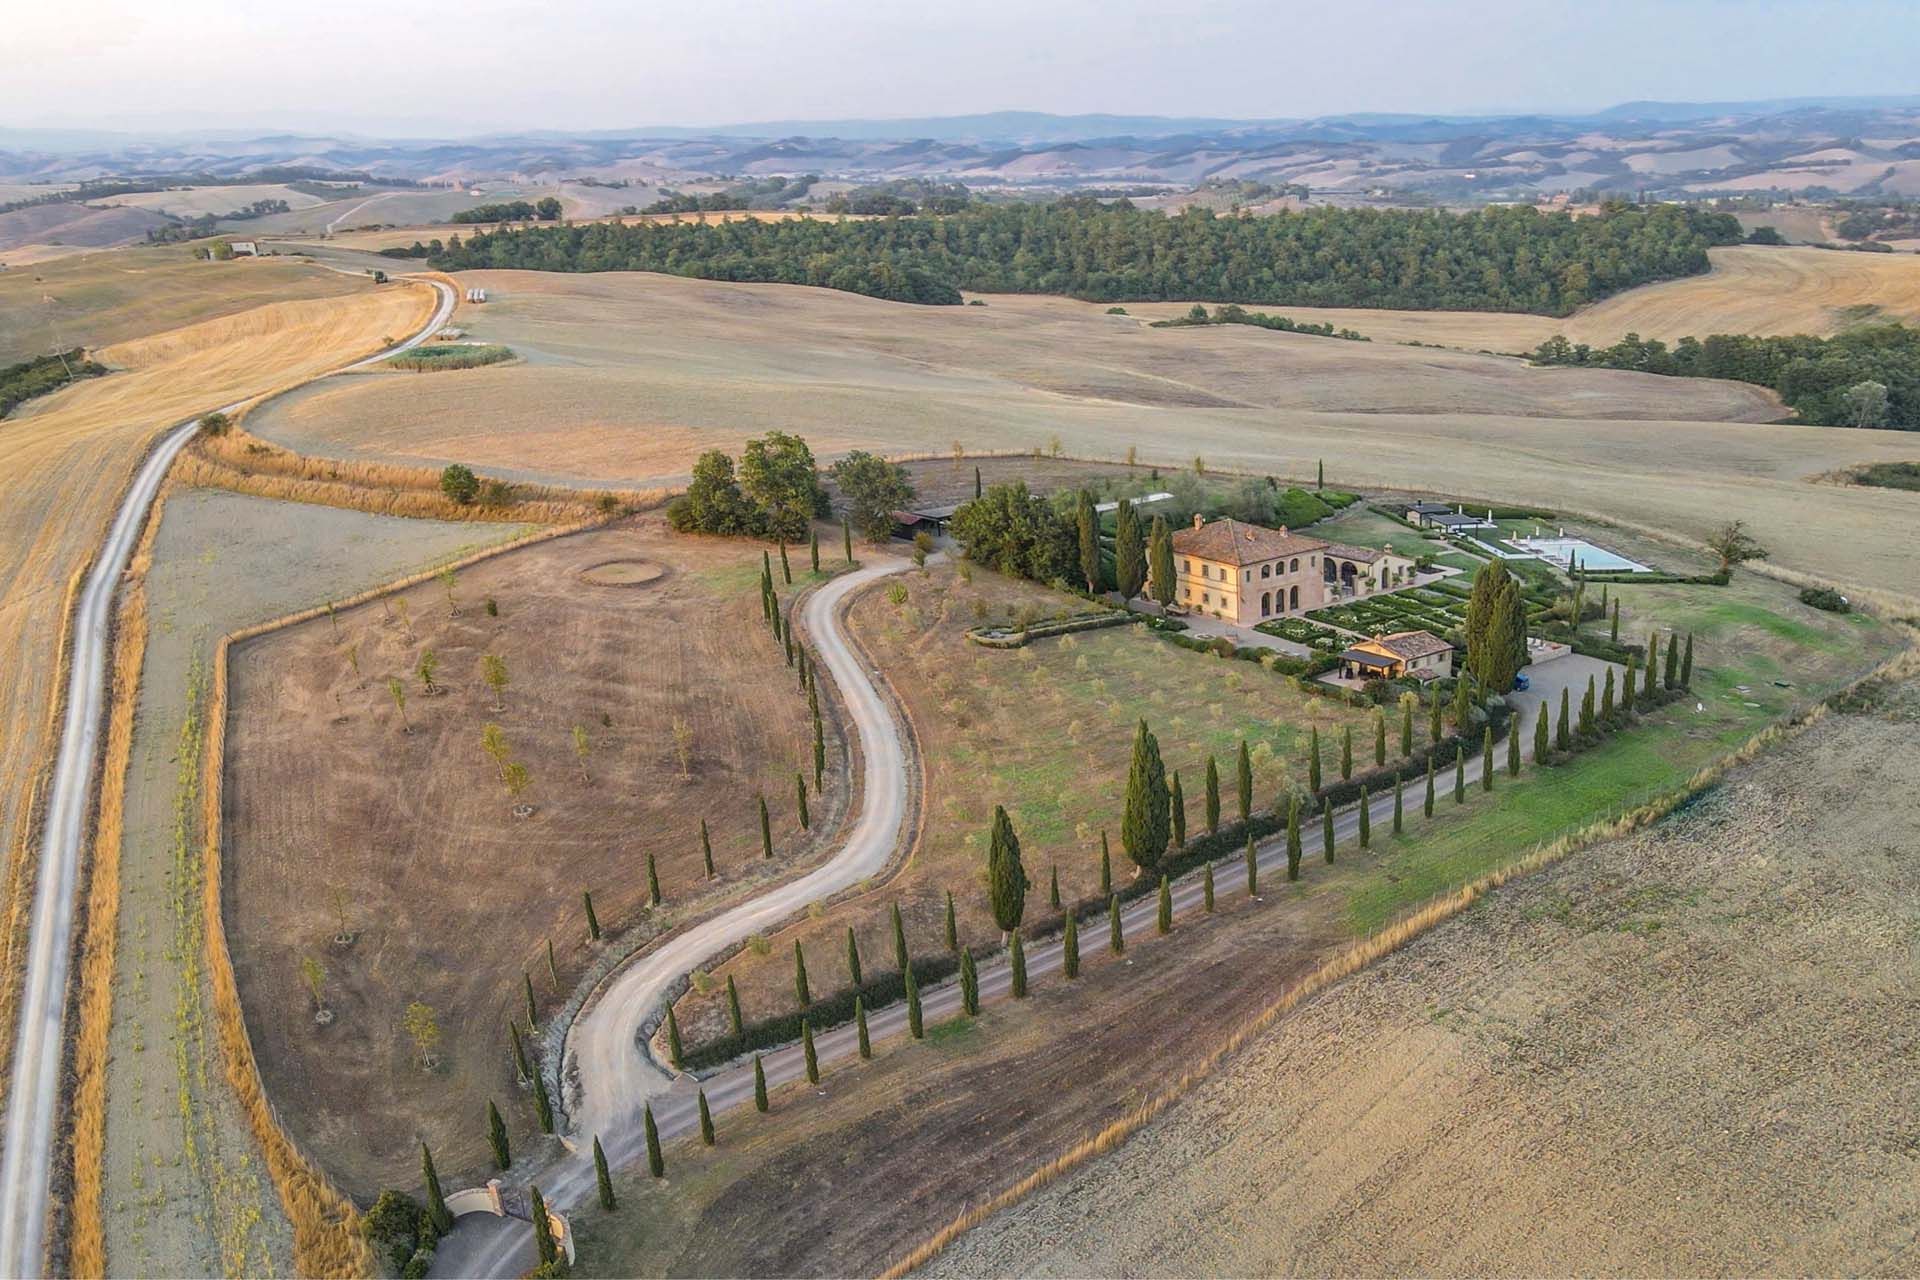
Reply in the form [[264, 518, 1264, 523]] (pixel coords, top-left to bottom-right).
[[1370, 629, 1453, 660], [1321, 541, 1384, 563], [1171, 518, 1327, 567]]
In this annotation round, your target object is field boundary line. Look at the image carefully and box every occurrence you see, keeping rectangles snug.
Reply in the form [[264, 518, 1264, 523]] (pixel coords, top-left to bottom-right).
[[881, 636, 1919, 1279]]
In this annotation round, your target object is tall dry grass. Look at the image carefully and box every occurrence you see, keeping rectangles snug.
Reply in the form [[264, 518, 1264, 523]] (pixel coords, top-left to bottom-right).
[[180, 426, 666, 525], [63, 489, 166, 1277], [881, 641, 1919, 1279]]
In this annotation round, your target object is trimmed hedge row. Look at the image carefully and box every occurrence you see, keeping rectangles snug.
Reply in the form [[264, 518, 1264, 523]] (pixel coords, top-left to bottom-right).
[[681, 952, 962, 1070], [1574, 568, 1729, 585], [966, 610, 1140, 647]]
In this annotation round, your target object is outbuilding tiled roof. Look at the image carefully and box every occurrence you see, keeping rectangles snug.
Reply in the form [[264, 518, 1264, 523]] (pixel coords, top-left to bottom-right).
[[1370, 629, 1453, 660], [1171, 518, 1328, 567]]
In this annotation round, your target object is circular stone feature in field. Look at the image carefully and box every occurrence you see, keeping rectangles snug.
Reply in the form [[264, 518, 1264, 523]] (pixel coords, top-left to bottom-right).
[[579, 559, 666, 587]]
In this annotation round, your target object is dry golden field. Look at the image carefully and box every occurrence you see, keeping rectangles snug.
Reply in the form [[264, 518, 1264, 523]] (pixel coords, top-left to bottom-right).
[[928, 677, 1920, 1278], [0, 246, 365, 364], [0, 276, 433, 1086], [240, 267, 1920, 601]]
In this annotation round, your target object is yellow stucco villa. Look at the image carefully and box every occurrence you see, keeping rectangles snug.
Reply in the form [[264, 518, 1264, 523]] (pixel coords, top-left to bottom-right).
[[1170, 515, 1416, 626]]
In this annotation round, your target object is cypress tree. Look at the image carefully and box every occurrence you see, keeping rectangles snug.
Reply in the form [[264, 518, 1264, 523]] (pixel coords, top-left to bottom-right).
[[1236, 740, 1252, 822], [665, 1003, 685, 1069], [802, 1020, 819, 1083], [793, 940, 811, 1008], [523, 971, 538, 1030], [779, 540, 792, 585], [1623, 654, 1638, 712], [1424, 759, 1436, 817], [1664, 630, 1679, 689], [1109, 895, 1124, 954], [1393, 773, 1404, 834], [810, 529, 820, 573], [1010, 933, 1028, 997], [1681, 633, 1694, 688], [1245, 832, 1258, 895], [1064, 911, 1081, 977], [1429, 689, 1443, 745], [1049, 864, 1062, 909], [1535, 702, 1551, 762], [1482, 727, 1494, 791], [1374, 707, 1387, 766], [1075, 489, 1101, 594], [795, 771, 809, 831], [944, 890, 958, 951], [509, 1019, 531, 1084], [782, 610, 793, 664], [644, 1103, 664, 1177], [905, 964, 924, 1038], [1307, 725, 1322, 793], [843, 514, 854, 564], [1318, 458, 1325, 489], [1601, 667, 1616, 722], [974, 465, 982, 499], [1610, 597, 1621, 642], [726, 974, 743, 1035], [701, 818, 715, 878], [1643, 632, 1660, 707], [1401, 696, 1414, 756], [584, 890, 600, 941], [1286, 796, 1302, 880], [547, 938, 559, 991], [487, 1099, 510, 1169], [1358, 787, 1371, 849], [1579, 676, 1596, 738], [845, 927, 862, 986], [987, 804, 1030, 933], [1556, 688, 1571, 751], [855, 996, 871, 1058], [647, 851, 662, 905], [1203, 860, 1216, 910], [1170, 771, 1186, 849], [1508, 718, 1521, 775], [960, 949, 979, 1014], [530, 1185, 557, 1269], [1148, 514, 1177, 607], [891, 902, 908, 972], [759, 795, 773, 859], [1452, 671, 1472, 730], [1204, 755, 1220, 834], [698, 1089, 715, 1145], [1114, 498, 1145, 600], [594, 1135, 615, 1210], [1121, 720, 1171, 872], [1157, 875, 1173, 933], [1341, 725, 1354, 781], [812, 712, 824, 789], [422, 1143, 453, 1233], [1453, 747, 1465, 804], [754, 1054, 769, 1110], [1099, 832, 1113, 895], [531, 1059, 553, 1134], [1322, 804, 1335, 864]]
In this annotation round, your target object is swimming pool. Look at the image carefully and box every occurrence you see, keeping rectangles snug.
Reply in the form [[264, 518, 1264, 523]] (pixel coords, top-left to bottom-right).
[[1509, 537, 1649, 573]]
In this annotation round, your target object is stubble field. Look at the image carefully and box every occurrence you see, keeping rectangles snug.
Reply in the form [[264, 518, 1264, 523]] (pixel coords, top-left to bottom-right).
[[236, 265, 1920, 603], [221, 518, 848, 1194], [929, 674, 1920, 1278]]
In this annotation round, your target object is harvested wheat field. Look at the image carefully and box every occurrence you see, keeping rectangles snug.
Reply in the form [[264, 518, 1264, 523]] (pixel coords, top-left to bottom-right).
[[88, 487, 521, 1278], [240, 268, 1920, 602], [1073, 244, 1920, 350], [0, 272, 432, 1079], [0, 245, 365, 364], [222, 518, 851, 1195], [928, 677, 1920, 1278]]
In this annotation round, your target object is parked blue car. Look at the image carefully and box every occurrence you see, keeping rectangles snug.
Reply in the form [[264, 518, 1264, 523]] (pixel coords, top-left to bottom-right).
[[1512, 672, 1531, 691]]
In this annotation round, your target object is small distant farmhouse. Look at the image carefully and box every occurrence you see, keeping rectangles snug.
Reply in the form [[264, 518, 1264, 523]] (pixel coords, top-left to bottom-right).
[[1337, 630, 1454, 682], [1171, 516, 1415, 625], [1407, 501, 1494, 533], [229, 240, 258, 257]]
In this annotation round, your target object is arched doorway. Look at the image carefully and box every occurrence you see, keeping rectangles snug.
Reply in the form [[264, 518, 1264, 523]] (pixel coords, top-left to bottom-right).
[[1261, 591, 1272, 617], [1288, 584, 1299, 611]]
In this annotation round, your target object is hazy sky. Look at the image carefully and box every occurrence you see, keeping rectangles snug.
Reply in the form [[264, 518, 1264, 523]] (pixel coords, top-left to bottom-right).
[[7, 0, 1917, 136]]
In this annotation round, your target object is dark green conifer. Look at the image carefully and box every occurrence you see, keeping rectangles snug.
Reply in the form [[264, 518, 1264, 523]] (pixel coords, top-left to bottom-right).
[[1401, 697, 1414, 756], [802, 1020, 819, 1083], [523, 971, 538, 1030], [754, 1054, 769, 1110], [843, 514, 855, 564], [779, 539, 792, 585], [1482, 726, 1494, 791], [960, 949, 979, 1015], [1681, 633, 1694, 687], [1170, 770, 1186, 849], [422, 1142, 453, 1233], [648, 851, 663, 905], [530, 1185, 558, 1268], [1535, 702, 1551, 762], [945, 890, 958, 952], [1557, 688, 1571, 751], [891, 902, 908, 972], [1358, 787, 1371, 848], [810, 529, 821, 573], [644, 1103, 663, 1177], [1157, 875, 1172, 933], [1308, 725, 1322, 792], [1121, 720, 1171, 871], [1611, 597, 1621, 642], [701, 818, 715, 878], [1246, 832, 1258, 895], [726, 974, 743, 1035], [1429, 689, 1443, 745], [509, 1019, 531, 1084], [845, 927, 862, 986], [905, 964, 924, 1038], [665, 1003, 685, 1069], [1236, 740, 1252, 822], [1286, 796, 1302, 880], [1109, 895, 1124, 954], [531, 1059, 553, 1134], [698, 1089, 716, 1145], [594, 1135, 615, 1210], [1063, 912, 1081, 978], [1204, 754, 1221, 834], [1664, 630, 1679, 689], [855, 996, 871, 1058], [1099, 835, 1112, 895], [793, 940, 811, 1008], [795, 771, 810, 829], [1393, 773, 1404, 833], [1049, 864, 1062, 909], [487, 1099, 510, 1170], [1203, 860, 1216, 909], [1508, 718, 1522, 775], [759, 795, 773, 859], [1011, 933, 1028, 997], [987, 805, 1031, 933], [1454, 747, 1465, 804], [584, 890, 600, 941], [1374, 708, 1387, 766], [1424, 759, 1436, 817], [1341, 725, 1353, 781]]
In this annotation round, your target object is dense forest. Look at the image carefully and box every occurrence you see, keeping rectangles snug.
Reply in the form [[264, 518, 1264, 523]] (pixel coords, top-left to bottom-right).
[[1530, 325, 1920, 429], [426, 200, 1741, 313]]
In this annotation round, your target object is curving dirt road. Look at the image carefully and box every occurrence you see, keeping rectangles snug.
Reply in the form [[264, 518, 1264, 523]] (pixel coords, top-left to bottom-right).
[[0, 276, 455, 1279]]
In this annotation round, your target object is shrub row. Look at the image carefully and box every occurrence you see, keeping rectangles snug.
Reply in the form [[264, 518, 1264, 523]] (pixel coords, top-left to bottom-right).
[[966, 611, 1140, 647], [1574, 568, 1729, 585]]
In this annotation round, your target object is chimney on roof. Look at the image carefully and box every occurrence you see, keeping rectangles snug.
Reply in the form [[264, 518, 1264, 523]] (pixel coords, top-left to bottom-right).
[[1278, 526, 1288, 536], [1192, 513, 1205, 530]]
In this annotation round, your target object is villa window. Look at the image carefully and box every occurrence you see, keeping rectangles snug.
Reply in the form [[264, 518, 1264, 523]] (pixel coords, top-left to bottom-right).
[[1261, 564, 1271, 578], [1182, 558, 1191, 573], [1244, 570, 1251, 582], [1289, 557, 1299, 573]]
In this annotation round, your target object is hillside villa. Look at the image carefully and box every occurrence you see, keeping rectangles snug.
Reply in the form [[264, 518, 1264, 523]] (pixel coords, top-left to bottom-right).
[[1336, 630, 1455, 682], [1171, 515, 1416, 625]]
